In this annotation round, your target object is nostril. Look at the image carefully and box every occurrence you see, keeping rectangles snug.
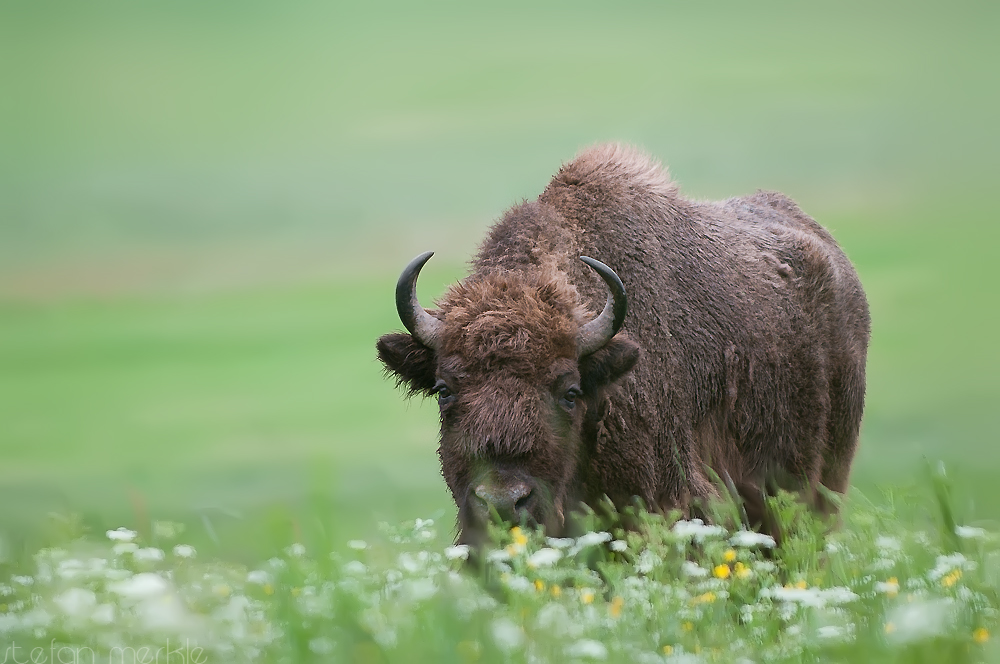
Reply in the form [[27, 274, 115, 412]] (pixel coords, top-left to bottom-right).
[[473, 481, 533, 520], [514, 490, 533, 513]]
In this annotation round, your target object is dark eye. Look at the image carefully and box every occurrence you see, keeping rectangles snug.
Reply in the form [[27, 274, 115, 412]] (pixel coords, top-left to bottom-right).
[[434, 380, 456, 406], [561, 386, 582, 410]]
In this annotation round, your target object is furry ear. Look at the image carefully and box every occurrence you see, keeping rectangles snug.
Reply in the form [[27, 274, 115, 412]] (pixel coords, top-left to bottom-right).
[[579, 337, 640, 393], [376, 333, 438, 396]]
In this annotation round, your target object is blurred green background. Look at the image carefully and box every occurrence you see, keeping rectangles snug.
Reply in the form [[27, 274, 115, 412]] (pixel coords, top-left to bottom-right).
[[1, 1, 997, 555]]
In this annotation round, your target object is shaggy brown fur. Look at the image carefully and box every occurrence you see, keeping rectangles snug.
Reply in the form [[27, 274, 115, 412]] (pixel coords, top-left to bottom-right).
[[377, 143, 870, 543]]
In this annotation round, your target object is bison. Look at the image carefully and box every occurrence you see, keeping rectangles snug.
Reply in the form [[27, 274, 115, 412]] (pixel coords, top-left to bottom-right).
[[377, 143, 870, 544]]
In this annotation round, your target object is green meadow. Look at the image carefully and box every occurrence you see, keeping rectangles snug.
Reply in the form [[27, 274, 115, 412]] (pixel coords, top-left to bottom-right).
[[1, 0, 998, 563]]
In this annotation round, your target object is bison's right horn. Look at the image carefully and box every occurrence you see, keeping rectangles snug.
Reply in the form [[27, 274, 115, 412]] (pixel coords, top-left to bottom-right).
[[395, 251, 444, 350], [577, 256, 628, 356]]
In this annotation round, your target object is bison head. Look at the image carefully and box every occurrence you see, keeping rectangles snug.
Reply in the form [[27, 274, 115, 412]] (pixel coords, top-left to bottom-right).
[[376, 252, 639, 544]]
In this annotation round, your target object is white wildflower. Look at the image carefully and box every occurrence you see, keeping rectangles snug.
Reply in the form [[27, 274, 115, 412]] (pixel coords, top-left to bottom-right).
[[491, 617, 524, 652], [527, 548, 562, 568], [635, 549, 661, 574], [505, 575, 533, 592], [133, 547, 165, 562], [404, 578, 438, 602], [91, 603, 115, 625], [817, 625, 849, 640], [214, 593, 251, 622], [415, 518, 434, 530], [673, 519, 726, 541], [56, 559, 85, 580], [928, 553, 973, 582], [398, 552, 422, 573], [287, 543, 306, 557], [546, 537, 576, 549], [886, 598, 955, 643], [536, 603, 574, 637], [247, 570, 271, 585], [682, 561, 709, 578], [575, 531, 612, 549], [343, 560, 367, 576], [445, 545, 471, 561], [875, 579, 900, 594], [348, 539, 369, 550], [309, 637, 335, 655], [11, 575, 33, 586], [956, 525, 987, 539], [138, 591, 192, 632], [729, 530, 776, 548], [172, 544, 196, 559], [113, 542, 138, 556], [487, 549, 511, 563], [106, 527, 137, 542], [762, 585, 858, 608], [754, 560, 777, 573], [610, 539, 628, 552], [110, 572, 170, 600], [869, 557, 895, 571], [876, 536, 902, 551], [565, 639, 608, 659], [822, 587, 860, 605], [18, 607, 52, 631], [54, 588, 97, 618]]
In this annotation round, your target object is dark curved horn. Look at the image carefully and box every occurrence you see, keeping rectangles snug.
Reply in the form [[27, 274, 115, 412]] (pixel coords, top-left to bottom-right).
[[395, 251, 444, 350], [577, 256, 628, 356]]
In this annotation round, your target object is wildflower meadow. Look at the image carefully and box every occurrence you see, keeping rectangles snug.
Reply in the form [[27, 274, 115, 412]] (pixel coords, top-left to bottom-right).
[[2, 2, 998, 663], [1, 471, 997, 664]]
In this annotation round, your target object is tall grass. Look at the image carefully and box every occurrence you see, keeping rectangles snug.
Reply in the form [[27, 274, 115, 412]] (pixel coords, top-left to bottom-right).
[[1, 471, 996, 663]]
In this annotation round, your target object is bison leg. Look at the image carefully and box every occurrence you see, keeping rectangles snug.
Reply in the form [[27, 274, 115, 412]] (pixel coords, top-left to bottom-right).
[[817, 365, 866, 515]]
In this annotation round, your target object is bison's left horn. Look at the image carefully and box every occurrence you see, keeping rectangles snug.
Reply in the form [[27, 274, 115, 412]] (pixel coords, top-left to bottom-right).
[[395, 251, 444, 350], [577, 256, 628, 356]]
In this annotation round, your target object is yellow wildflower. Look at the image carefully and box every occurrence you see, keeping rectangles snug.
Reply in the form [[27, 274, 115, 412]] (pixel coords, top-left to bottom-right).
[[723, 549, 736, 563], [534, 579, 546, 592], [713, 564, 730, 579], [885, 622, 896, 634], [942, 570, 962, 588], [263, 583, 274, 596], [734, 561, 751, 579], [510, 526, 528, 547], [974, 628, 989, 644], [662, 645, 674, 655], [290, 587, 301, 597], [692, 591, 717, 604], [215, 584, 231, 597], [682, 621, 694, 632], [551, 585, 562, 598], [794, 579, 808, 590], [581, 589, 595, 604], [609, 596, 624, 619]]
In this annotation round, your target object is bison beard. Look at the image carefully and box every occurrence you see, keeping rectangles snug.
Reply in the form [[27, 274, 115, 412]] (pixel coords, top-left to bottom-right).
[[377, 143, 870, 546]]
